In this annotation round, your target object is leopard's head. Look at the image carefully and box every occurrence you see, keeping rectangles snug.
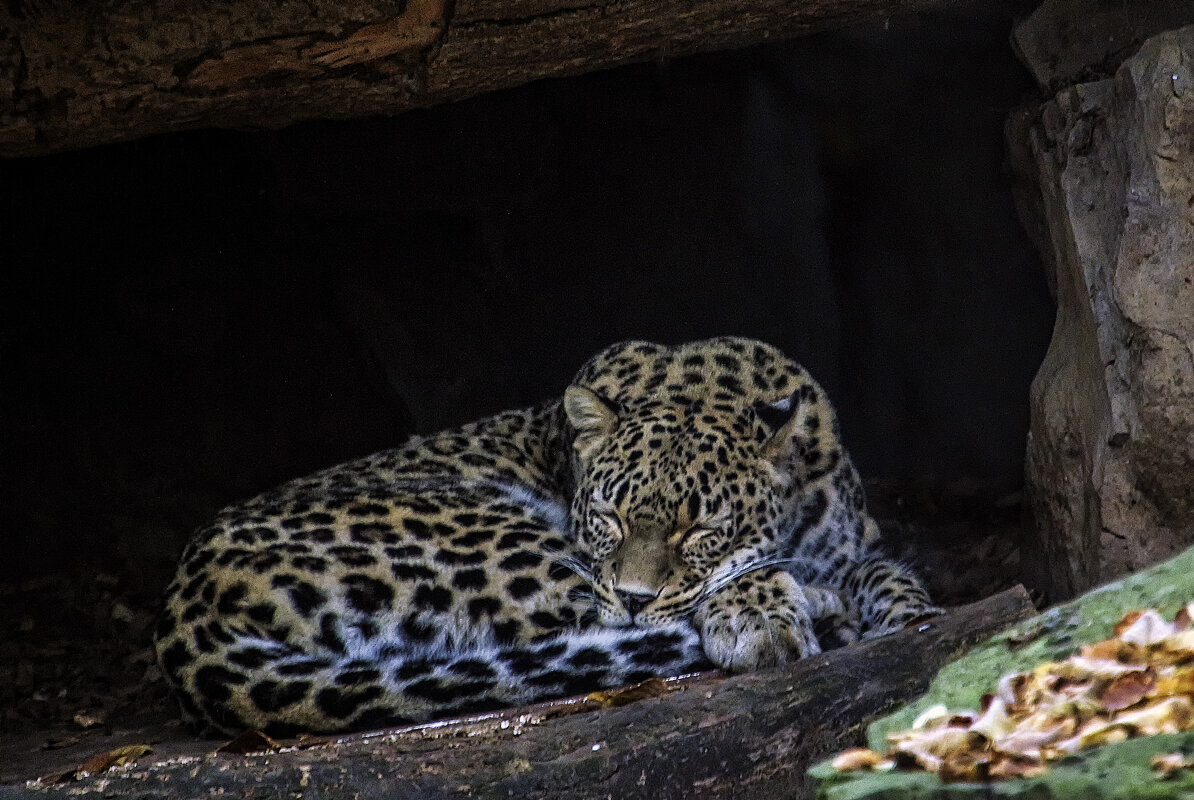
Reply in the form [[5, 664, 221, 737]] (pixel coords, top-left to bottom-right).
[[562, 382, 815, 629]]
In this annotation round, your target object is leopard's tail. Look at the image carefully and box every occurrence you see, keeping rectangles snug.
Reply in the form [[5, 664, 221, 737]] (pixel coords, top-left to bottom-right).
[[161, 624, 710, 736]]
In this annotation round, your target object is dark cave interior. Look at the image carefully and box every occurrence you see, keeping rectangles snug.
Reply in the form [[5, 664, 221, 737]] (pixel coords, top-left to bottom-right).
[[0, 4, 1052, 767]]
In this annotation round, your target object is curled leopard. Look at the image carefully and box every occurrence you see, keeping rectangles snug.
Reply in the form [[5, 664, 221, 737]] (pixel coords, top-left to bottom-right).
[[153, 336, 937, 735]]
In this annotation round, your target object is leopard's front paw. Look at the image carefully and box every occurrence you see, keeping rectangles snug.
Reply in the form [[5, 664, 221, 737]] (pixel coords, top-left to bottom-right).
[[694, 570, 839, 673]]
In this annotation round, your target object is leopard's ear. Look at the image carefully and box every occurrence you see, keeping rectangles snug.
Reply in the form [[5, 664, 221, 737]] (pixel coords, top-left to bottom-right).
[[564, 386, 619, 457], [756, 388, 806, 464]]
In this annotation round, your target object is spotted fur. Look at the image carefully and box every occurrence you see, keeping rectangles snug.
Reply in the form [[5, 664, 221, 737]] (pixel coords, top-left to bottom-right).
[[154, 337, 936, 735]]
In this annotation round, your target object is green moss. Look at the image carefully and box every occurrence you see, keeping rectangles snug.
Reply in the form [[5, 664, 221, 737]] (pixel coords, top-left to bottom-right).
[[814, 732, 1194, 800], [871, 546, 1194, 748], [812, 545, 1194, 799]]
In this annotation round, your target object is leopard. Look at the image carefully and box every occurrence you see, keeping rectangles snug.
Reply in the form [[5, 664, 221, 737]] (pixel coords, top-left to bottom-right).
[[153, 336, 937, 736]]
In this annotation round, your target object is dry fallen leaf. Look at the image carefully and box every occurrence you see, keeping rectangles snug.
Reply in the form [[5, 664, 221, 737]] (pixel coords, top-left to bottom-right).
[[72, 712, 105, 729], [76, 744, 153, 776], [969, 696, 1015, 741], [1115, 696, 1192, 735], [1118, 610, 1174, 646], [1113, 610, 1147, 637], [40, 734, 85, 751], [586, 677, 671, 707], [910, 704, 951, 730], [937, 751, 991, 783], [1158, 631, 1194, 663], [1152, 752, 1194, 778], [1098, 669, 1156, 711], [1155, 666, 1194, 697], [1175, 604, 1194, 632], [1081, 638, 1134, 661], [987, 756, 1047, 780], [992, 720, 1072, 761], [831, 748, 894, 771], [216, 729, 283, 755], [41, 744, 154, 783]]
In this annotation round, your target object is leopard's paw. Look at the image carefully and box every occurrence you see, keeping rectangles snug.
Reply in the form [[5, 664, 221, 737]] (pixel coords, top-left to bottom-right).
[[695, 570, 830, 673]]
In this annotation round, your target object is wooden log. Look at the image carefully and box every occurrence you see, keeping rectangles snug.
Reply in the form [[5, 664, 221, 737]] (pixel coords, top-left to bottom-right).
[[7, 586, 1034, 800], [0, 0, 967, 157]]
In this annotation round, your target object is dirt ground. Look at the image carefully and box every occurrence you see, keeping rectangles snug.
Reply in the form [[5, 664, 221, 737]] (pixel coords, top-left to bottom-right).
[[0, 480, 1024, 786]]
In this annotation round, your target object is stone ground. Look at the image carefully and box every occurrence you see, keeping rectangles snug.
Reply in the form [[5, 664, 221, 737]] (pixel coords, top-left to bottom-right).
[[0, 479, 1023, 786]]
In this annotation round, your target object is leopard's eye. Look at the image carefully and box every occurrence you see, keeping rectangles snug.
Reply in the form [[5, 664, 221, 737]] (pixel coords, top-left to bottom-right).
[[586, 511, 624, 561], [677, 523, 733, 567]]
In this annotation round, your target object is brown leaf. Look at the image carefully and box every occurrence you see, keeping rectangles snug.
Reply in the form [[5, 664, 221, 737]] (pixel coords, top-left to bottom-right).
[[1118, 610, 1175, 646], [970, 696, 1015, 742], [216, 729, 283, 755], [938, 752, 990, 784], [997, 673, 1026, 708], [831, 748, 893, 772], [1114, 610, 1147, 637], [1098, 669, 1156, 711], [585, 677, 670, 707], [40, 734, 85, 751], [1152, 752, 1194, 778], [72, 712, 105, 729], [76, 744, 153, 775], [893, 726, 982, 764], [1054, 656, 1148, 683], [42, 744, 154, 782], [987, 756, 1047, 780], [1114, 696, 1193, 735], [1154, 666, 1194, 697], [1175, 605, 1194, 632], [1081, 638, 1126, 661], [992, 721, 1071, 761], [909, 704, 951, 731], [1158, 631, 1194, 663]]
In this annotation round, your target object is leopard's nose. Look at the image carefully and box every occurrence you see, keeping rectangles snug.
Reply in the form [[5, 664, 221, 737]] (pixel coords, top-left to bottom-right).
[[615, 589, 654, 618]]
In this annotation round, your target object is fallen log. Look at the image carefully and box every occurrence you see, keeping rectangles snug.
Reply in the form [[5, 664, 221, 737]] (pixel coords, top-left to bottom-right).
[[7, 586, 1034, 800], [0, 0, 967, 157]]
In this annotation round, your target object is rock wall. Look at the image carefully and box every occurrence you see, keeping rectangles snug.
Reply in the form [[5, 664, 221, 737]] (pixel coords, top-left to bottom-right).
[[1013, 16, 1194, 599]]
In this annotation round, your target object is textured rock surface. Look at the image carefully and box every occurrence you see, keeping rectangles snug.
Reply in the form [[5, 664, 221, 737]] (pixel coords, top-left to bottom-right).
[[1011, 0, 1194, 90], [1016, 24, 1194, 600]]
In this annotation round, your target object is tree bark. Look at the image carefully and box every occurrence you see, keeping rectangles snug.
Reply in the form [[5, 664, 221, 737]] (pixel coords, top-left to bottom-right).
[[0, 0, 965, 157], [7, 587, 1034, 800]]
